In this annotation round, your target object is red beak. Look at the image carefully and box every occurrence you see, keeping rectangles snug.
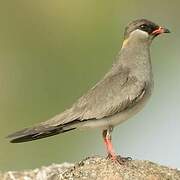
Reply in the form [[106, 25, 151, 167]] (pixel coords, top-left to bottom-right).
[[152, 27, 170, 35]]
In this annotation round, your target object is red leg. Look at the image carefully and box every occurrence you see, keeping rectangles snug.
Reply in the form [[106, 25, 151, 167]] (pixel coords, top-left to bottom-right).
[[103, 128, 116, 160], [102, 127, 132, 164]]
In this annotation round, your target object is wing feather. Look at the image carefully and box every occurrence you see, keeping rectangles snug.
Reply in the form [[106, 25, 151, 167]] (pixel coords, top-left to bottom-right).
[[70, 66, 147, 120]]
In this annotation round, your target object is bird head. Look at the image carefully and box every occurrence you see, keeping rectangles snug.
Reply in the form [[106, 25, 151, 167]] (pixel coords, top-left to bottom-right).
[[123, 19, 170, 44]]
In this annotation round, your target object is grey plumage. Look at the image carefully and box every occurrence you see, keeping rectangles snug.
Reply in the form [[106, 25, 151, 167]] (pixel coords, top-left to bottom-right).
[[7, 19, 170, 143]]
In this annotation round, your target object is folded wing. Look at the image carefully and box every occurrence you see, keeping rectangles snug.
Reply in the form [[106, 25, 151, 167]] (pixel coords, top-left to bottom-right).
[[7, 66, 147, 143]]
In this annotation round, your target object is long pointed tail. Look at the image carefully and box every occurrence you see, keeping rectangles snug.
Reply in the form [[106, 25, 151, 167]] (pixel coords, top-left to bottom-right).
[[7, 120, 80, 143]]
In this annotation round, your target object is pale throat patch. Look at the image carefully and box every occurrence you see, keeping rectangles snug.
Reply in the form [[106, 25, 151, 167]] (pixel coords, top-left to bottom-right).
[[122, 29, 149, 48]]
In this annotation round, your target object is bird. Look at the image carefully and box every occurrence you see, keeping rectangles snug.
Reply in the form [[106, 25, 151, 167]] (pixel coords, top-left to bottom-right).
[[7, 19, 170, 162]]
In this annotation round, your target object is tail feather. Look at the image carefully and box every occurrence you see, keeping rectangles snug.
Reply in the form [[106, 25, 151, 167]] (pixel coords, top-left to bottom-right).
[[7, 120, 80, 143]]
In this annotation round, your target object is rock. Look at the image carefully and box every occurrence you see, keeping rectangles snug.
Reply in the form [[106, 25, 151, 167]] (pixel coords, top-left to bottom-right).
[[1, 156, 180, 180]]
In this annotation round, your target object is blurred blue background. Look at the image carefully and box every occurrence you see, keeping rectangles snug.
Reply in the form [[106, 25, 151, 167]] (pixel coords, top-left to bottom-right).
[[0, 0, 179, 171]]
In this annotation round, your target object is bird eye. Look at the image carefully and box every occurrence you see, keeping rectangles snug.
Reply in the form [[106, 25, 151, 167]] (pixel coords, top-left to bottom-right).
[[139, 24, 148, 30]]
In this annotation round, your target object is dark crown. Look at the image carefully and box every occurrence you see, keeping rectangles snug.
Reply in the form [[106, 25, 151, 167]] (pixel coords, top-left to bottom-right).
[[124, 19, 159, 38]]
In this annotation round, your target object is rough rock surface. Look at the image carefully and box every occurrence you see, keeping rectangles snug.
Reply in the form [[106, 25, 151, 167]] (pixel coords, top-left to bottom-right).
[[1, 156, 180, 180]]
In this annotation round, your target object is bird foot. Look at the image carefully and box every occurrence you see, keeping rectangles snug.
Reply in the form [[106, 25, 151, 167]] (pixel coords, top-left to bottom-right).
[[116, 155, 132, 164], [107, 154, 132, 165]]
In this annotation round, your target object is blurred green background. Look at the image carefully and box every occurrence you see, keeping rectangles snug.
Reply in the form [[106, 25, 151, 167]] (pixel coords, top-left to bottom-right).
[[0, 0, 179, 171]]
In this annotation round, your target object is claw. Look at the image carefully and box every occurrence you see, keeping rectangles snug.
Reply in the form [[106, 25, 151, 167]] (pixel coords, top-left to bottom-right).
[[115, 155, 132, 164], [107, 154, 132, 165]]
